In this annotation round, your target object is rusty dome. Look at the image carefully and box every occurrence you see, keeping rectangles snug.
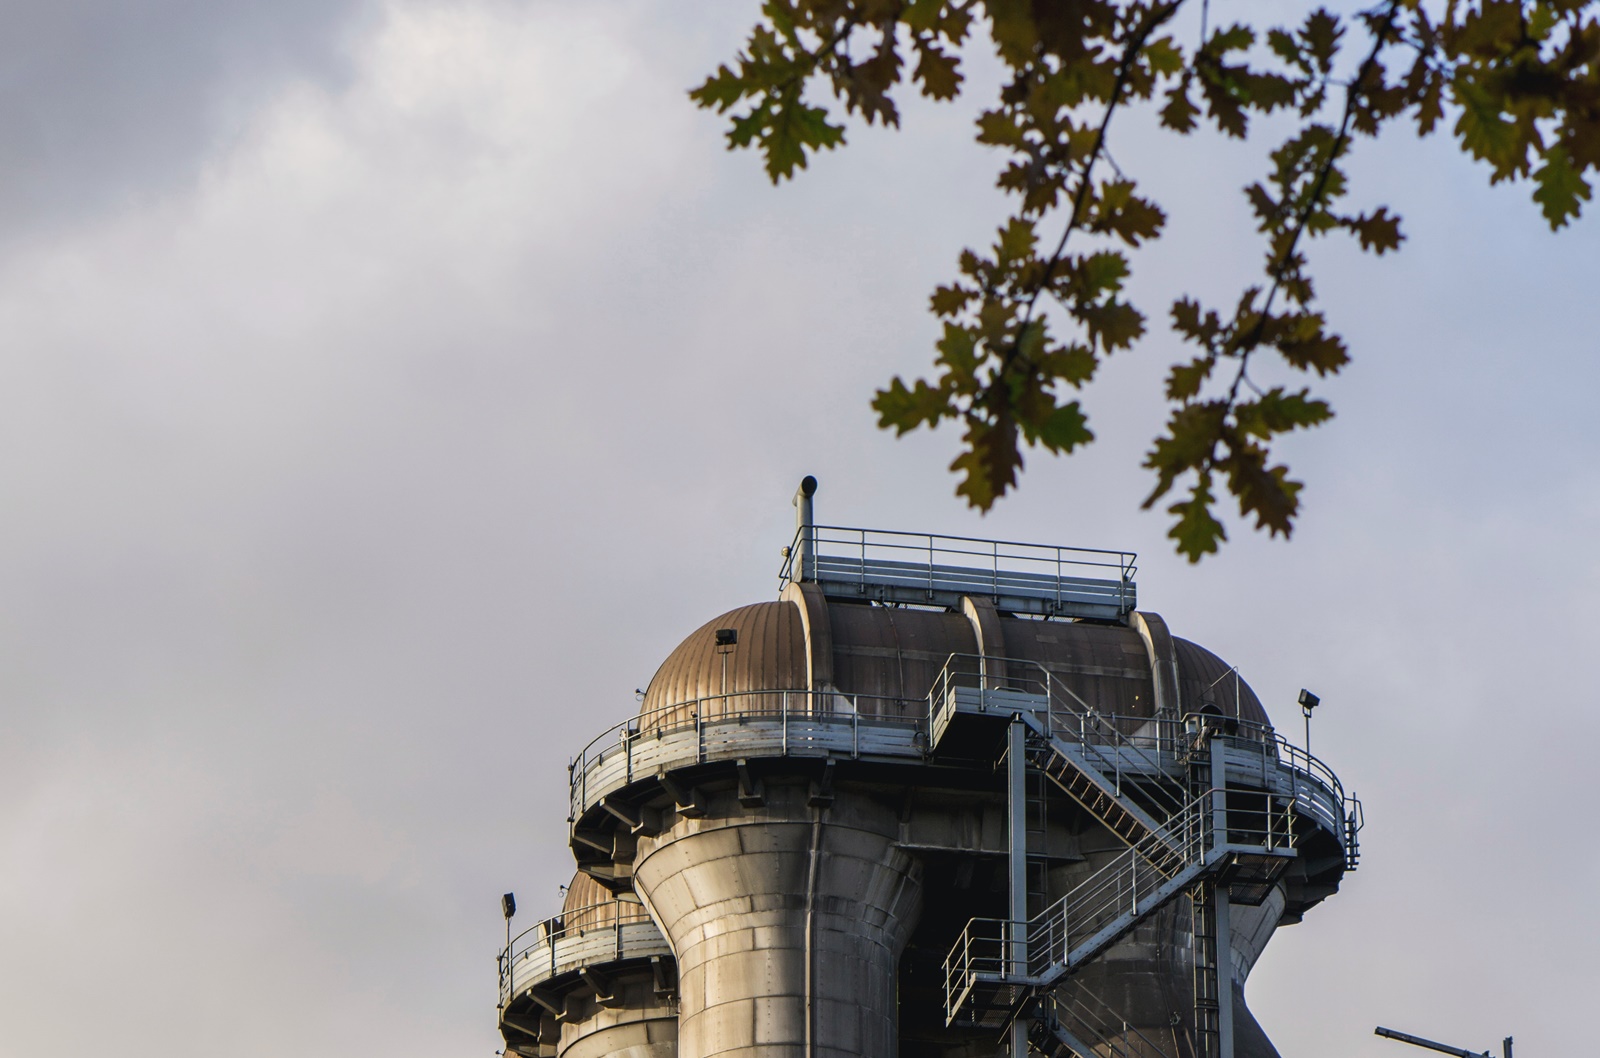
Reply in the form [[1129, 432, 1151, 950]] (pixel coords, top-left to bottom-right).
[[638, 593, 1273, 730], [561, 870, 647, 933]]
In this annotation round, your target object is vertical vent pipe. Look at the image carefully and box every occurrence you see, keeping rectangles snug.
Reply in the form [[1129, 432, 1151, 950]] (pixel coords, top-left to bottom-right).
[[793, 475, 818, 581]]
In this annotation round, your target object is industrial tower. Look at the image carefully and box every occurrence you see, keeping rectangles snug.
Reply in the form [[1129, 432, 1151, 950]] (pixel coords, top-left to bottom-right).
[[498, 479, 1361, 1058]]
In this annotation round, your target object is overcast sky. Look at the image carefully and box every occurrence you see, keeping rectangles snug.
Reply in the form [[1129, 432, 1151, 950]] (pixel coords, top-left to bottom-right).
[[0, 3, 1593, 1057]]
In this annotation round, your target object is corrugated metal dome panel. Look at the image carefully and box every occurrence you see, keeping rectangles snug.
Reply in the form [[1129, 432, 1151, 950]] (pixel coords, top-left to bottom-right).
[[827, 602, 975, 712], [639, 602, 807, 731], [1174, 637, 1272, 727], [634, 596, 1272, 732], [563, 871, 646, 933], [999, 618, 1156, 718]]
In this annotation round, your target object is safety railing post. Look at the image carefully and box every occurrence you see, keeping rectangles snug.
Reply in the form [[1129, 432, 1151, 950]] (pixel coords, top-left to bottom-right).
[[1130, 847, 1139, 917]]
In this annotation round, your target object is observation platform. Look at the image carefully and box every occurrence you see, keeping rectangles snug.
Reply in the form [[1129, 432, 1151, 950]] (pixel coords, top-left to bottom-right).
[[566, 653, 1357, 910], [781, 525, 1137, 620], [500, 902, 671, 1009]]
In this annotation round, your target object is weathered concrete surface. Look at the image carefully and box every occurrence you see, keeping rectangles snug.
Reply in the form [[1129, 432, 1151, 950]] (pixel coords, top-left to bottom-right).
[[633, 780, 922, 1058], [558, 973, 677, 1058]]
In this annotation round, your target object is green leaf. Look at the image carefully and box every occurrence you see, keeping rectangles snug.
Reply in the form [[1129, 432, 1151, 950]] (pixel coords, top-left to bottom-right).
[[1170, 298, 1222, 344], [873, 377, 949, 434], [1080, 301, 1146, 351], [1267, 29, 1301, 68], [1453, 78, 1520, 179], [1160, 80, 1199, 132], [1075, 250, 1130, 296], [1347, 207, 1404, 254], [902, 0, 946, 33], [1168, 473, 1227, 562], [934, 322, 980, 374], [1234, 387, 1333, 437], [762, 98, 847, 182], [1301, 9, 1341, 74], [995, 217, 1038, 265], [1145, 37, 1185, 77], [976, 109, 1026, 147], [1166, 357, 1215, 401], [1143, 401, 1228, 502], [689, 64, 749, 111], [951, 413, 1021, 511], [914, 43, 963, 100], [1035, 343, 1098, 386], [1223, 448, 1302, 537], [929, 284, 972, 316], [1533, 146, 1593, 230], [1033, 401, 1094, 453], [1208, 24, 1256, 54]]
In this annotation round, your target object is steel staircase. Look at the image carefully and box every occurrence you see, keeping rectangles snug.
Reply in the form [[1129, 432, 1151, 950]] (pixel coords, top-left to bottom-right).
[[1019, 710, 1190, 876], [932, 654, 1298, 1052], [1031, 987, 1179, 1058], [943, 793, 1215, 1027]]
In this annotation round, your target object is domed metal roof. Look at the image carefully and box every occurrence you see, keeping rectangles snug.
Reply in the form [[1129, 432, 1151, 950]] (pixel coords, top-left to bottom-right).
[[638, 595, 1272, 729], [561, 870, 645, 933]]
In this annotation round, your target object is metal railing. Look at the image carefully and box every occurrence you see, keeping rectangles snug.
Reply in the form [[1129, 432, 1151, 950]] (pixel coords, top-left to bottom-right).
[[497, 899, 656, 1007], [566, 654, 1354, 864], [943, 790, 1218, 1015], [1037, 986, 1178, 1058], [1026, 793, 1214, 976], [943, 916, 1019, 1023], [780, 524, 1137, 613], [937, 649, 1319, 1022], [930, 652, 1189, 772], [927, 653, 1354, 863], [569, 688, 926, 820]]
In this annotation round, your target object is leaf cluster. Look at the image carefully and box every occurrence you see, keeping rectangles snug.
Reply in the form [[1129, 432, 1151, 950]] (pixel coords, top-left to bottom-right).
[[693, 0, 1600, 558]]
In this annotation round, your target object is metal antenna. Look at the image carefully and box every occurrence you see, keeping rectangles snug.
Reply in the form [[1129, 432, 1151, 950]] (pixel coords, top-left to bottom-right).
[[1375, 1025, 1512, 1058]]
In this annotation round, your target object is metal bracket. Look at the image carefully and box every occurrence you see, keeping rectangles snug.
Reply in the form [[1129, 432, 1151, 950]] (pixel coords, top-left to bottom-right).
[[737, 758, 765, 808], [581, 966, 620, 1008], [657, 771, 705, 818], [651, 954, 678, 998], [522, 987, 563, 1017], [601, 794, 661, 837], [808, 759, 836, 807]]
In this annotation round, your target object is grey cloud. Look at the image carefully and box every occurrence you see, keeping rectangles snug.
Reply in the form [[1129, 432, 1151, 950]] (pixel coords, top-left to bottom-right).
[[0, 0, 373, 242]]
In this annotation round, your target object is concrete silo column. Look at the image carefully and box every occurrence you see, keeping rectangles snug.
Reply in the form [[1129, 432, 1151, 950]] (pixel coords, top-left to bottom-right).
[[556, 974, 677, 1058], [631, 779, 922, 1058]]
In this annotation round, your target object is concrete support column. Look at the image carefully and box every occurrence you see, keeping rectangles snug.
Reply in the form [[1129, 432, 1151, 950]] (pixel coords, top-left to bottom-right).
[[632, 780, 923, 1058]]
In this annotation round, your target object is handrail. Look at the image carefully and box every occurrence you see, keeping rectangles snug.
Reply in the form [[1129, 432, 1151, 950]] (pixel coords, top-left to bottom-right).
[[780, 524, 1137, 588], [568, 688, 927, 819], [498, 899, 658, 1006], [927, 652, 1353, 856], [944, 791, 1212, 1009], [1039, 986, 1177, 1058], [944, 782, 1300, 1013]]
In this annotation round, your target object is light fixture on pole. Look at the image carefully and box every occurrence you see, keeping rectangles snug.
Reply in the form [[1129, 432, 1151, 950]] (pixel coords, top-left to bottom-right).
[[500, 891, 517, 1007], [1298, 689, 1320, 757]]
